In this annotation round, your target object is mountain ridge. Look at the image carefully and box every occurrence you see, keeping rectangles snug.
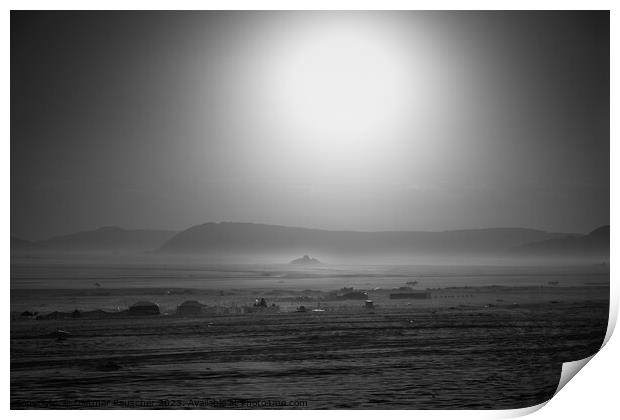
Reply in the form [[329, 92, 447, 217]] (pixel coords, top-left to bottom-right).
[[512, 226, 609, 258], [157, 221, 585, 257], [36, 226, 179, 252], [11, 222, 608, 259]]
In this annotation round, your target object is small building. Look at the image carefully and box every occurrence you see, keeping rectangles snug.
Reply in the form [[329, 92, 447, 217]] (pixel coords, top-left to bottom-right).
[[128, 301, 160, 315], [389, 292, 430, 300], [176, 300, 206, 316], [365, 300, 375, 309]]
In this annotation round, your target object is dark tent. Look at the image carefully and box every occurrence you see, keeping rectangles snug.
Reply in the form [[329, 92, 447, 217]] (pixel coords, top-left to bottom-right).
[[128, 301, 160, 315], [176, 300, 206, 316]]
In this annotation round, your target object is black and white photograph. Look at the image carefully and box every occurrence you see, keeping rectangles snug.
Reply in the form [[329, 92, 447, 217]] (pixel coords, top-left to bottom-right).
[[10, 9, 610, 410]]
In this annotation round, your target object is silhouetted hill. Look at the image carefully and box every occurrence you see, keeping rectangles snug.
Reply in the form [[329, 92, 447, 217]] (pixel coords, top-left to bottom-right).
[[39, 226, 178, 252], [11, 236, 42, 252], [290, 255, 322, 265], [158, 222, 570, 258], [513, 226, 609, 259]]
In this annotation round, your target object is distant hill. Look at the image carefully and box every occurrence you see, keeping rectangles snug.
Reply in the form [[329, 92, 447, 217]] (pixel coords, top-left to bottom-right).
[[158, 222, 571, 258], [290, 255, 322, 265], [10, 236, 42, 253], [512, 226, 609, 259], [17, 222, 605, 259], [37, 226, 178, 252]]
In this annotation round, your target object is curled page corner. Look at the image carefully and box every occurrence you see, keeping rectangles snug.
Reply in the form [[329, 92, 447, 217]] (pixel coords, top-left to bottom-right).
[[554, 355, 595, 397], [602, 296, 617, 348], [553, 293, 614, 399], [495, 401, 549, 419], [499, 358, 596, 420]]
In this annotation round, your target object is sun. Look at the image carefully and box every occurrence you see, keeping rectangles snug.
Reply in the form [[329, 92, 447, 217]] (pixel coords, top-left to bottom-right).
[[255, 18, 414, 158]]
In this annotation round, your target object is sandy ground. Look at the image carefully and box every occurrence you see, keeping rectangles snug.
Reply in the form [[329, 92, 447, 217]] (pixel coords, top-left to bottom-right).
[[10, 263, 609, 409]]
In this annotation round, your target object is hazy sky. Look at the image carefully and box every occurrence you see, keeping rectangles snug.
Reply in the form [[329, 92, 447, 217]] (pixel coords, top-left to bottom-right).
[[11, 11, 609, 240]]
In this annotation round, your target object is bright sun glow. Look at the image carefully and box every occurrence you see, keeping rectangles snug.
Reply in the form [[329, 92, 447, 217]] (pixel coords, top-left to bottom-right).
[[256, 19, 415, 160]]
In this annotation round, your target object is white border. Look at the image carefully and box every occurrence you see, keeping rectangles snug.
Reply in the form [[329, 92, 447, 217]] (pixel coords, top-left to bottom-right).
[[4, 2, 617, 420]]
